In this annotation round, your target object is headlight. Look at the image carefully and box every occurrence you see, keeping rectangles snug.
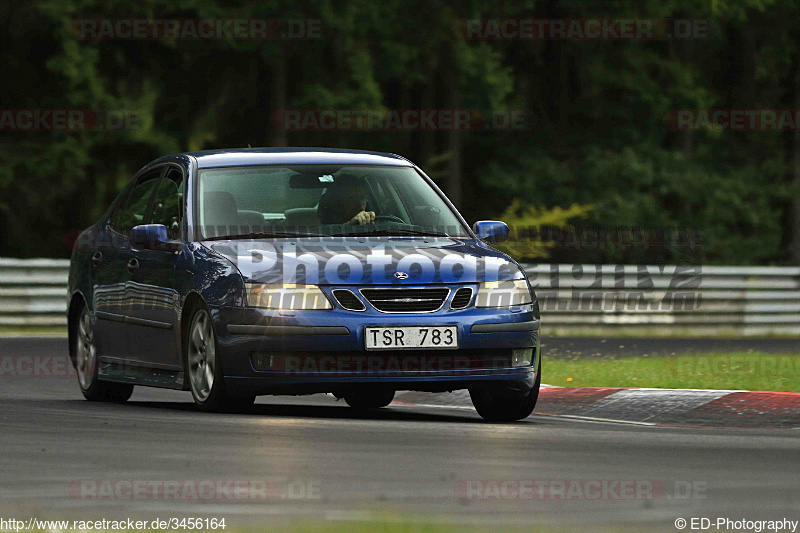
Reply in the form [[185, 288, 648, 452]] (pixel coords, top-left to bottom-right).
[[475, 279, 533, 308], [245, 283, 332, 310]]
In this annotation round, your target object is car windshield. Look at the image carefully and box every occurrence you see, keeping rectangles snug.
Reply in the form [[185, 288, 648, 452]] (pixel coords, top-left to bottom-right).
[[197, 164, 471, 239]]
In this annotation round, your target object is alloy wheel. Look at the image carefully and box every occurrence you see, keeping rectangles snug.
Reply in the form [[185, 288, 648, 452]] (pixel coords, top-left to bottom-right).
[[188, 310, 216, 402], [76, 307, 97, 390]]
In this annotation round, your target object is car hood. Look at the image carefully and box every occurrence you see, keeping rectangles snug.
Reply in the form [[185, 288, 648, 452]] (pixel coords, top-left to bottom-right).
[[205, 237, 523, 285]]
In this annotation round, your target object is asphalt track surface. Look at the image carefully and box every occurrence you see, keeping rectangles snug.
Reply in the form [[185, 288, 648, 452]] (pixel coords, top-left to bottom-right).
[[1, 337, 798, 531]]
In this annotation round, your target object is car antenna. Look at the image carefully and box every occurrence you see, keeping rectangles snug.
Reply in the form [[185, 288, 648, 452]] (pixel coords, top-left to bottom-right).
[[247, 144, 252, 148]]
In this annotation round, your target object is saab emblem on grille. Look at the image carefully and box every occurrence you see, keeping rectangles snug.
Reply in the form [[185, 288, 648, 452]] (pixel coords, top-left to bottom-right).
[[394, 271, 409, 280]]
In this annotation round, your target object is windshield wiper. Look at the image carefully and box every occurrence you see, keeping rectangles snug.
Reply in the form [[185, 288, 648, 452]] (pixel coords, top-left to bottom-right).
[[330, 228, 451, 238], [204, 230, 325, 241]]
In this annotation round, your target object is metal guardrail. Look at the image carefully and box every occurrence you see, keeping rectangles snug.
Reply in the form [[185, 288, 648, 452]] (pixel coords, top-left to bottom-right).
[[1, 258, 798, 335], [0, 258, 70, 327]]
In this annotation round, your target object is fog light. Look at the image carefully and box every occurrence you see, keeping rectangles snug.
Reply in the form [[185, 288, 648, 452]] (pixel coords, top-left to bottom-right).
[[511, 348, 533, 367], [251, 352, 275, 371]]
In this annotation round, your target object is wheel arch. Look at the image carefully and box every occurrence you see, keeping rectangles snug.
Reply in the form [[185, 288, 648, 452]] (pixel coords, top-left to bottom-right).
[[67, 291, 89, 369], [178, 291, 206, 390]]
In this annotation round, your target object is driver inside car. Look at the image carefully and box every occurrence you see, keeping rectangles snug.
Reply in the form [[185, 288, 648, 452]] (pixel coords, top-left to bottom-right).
[[318, 174, 376, 225]]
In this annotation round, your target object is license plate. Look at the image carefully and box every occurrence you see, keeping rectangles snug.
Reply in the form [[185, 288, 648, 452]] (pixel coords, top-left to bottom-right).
[[365, 326, 458, 350]]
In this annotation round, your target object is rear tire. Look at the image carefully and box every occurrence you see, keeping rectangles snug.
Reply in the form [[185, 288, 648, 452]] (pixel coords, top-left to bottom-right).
[[470, 360, 541, 422], [75, 305, 134, 403], [185, 304, 255, 413], [343, 388, 395, 409]]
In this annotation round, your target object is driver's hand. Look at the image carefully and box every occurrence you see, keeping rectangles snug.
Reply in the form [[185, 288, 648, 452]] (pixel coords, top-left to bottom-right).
[[348, 210, 376, 225]]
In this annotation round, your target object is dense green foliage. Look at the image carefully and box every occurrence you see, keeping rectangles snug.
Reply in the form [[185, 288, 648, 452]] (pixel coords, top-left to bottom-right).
[[0, 0, 798, 264]]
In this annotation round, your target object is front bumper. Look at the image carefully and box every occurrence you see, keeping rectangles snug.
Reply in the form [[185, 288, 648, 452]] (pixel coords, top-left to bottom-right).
[[210, 290, 540, 396]]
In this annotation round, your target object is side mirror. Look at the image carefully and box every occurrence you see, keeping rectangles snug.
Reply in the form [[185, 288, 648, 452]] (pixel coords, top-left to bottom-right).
[[131, 224, 181, 251], [473, 220, 510, 244]]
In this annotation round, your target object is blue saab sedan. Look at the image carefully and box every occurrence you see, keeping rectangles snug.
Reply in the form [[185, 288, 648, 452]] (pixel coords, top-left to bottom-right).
[[67, 148, 541, 421]]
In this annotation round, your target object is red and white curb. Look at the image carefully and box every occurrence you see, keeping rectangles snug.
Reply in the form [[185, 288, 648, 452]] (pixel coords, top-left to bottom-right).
[[393, 386, 800, 429]]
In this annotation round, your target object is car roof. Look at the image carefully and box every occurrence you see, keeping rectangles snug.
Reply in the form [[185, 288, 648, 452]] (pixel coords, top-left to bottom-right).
[[172, 147, 412, 169]]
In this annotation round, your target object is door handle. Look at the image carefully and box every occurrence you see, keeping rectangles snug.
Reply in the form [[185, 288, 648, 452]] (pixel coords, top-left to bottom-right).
[[91, 251, 102, 266], [126, 258, 139, 272]]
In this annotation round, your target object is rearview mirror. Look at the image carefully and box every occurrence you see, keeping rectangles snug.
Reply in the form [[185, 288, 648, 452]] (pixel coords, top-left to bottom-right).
[[473, 220, 510, 244], [131, 224, 181, 251]]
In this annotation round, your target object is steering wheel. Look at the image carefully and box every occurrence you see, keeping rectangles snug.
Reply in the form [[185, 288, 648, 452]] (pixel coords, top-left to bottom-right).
[[374, 214, 406, 224]]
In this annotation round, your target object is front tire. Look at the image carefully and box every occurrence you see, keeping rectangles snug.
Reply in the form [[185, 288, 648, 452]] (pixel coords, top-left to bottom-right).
[[186, 305, 255, 412], [75, 305, 133, 402], [470, 360, 541, 422]]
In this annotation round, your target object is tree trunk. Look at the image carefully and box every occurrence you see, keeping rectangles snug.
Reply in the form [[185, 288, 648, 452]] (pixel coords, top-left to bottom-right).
[[268, 45, 287, 147], [418, 82, 436, 167], [443, 46, 462, 208], [790, 41, 800, 263]]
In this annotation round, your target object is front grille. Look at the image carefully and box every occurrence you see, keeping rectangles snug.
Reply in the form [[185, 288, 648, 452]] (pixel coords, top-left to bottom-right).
[[332, 289, 365, 311], [361, 288, 450, 313], [450, 287, 473, 309]]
